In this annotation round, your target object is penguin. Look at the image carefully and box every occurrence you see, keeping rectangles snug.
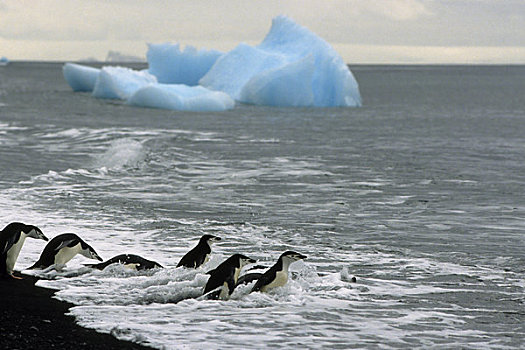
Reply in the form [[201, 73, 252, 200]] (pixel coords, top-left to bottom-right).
[[176, 234, 221, 268], [85, 254, 163, 271], [250, 251, 307, 293], [0, 222, 48, 279], [203, 254, 256, 300], [28, 233, 102, 271]]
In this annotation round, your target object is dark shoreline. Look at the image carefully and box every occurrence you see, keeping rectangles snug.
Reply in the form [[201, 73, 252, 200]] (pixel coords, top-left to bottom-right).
[[0, 274, 155, 350]]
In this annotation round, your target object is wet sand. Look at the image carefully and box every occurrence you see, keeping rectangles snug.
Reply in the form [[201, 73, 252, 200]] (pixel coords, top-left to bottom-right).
[[0, 274, 154, 349]]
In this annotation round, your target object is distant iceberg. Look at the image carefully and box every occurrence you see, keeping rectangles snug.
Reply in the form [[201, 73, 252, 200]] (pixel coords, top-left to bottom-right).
[[105, 50, 144, 63], [63, 15, 361, 111]]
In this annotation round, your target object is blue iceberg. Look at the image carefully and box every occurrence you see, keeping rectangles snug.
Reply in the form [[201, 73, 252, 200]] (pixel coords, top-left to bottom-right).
[[147, 44, 222, 85], [92, 66, 157, 100], [63, 16, 361, 111], [128, 84, 234, 111], [200, 16, 361, 107], [63, 63, 100, 92]]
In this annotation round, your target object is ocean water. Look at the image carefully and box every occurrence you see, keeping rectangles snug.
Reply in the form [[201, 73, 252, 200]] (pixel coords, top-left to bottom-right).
[[1, 62, 524, 349]]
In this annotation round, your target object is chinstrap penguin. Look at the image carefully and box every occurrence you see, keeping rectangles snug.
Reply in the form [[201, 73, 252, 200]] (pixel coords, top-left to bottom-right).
[[0, 222, 48, 279], [250, 251, 306, 293], [203, 253, 256, 300], [28, 233, 102, 271], [176, 234, 221, 268], [85, 254, 163, 270]]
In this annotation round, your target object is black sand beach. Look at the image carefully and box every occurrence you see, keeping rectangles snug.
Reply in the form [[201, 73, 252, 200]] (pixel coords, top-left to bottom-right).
[[0, 274, 154, 350]]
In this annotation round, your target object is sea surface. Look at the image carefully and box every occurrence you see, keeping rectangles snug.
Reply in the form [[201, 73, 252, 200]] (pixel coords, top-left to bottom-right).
[[1, 62, 524, 349]]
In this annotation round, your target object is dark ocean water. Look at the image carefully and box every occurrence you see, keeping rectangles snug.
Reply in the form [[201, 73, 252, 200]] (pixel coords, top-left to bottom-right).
[[0, 62, 524, 349]]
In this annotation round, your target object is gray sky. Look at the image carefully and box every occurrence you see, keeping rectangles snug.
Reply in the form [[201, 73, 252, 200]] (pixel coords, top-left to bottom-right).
[[1, 0, 524, 64]]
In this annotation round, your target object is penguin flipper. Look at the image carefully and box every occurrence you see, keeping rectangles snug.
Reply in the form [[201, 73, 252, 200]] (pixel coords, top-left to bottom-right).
[[250, 272, 271, 293], [2, 240, 10, 255], [204, 288, 221, 300], [2, 232, 20, 254], [203, 272, 221, 294], [227, 277, 236, 296], [54, 239, 78, 251], [237, 272, 263, 287]]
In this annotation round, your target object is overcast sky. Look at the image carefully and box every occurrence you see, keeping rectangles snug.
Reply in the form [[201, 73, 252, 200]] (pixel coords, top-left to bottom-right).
[[1, 0, 524, 64]]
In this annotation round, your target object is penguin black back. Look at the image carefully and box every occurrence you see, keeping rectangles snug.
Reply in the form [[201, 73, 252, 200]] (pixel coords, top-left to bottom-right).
[[176, 234, 221, 268], [85, 254, 163, 270]]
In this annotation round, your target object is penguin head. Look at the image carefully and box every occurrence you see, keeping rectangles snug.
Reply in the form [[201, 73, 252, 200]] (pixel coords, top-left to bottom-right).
[[2, 222, 48, 241], [80, 243, 103, 261], [151, 262, 163, 269], [233, 254, 256, 268], [201, 234, 221, 246], [24, 225, 48, 241], [280, 251, 307, 263]]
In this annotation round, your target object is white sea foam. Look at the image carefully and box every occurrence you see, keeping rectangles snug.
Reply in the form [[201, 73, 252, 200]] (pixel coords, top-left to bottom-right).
[[92, 138, 146, 169]]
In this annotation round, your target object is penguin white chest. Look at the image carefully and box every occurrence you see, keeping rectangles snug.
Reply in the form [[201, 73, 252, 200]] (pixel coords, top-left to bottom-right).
[[261, 270, 288, 292], [124, 263, 140, 270], [233, 267, 242, 284], [6, 234, 27, 273], [218, 267, 243, 300], [54, 243, 82, 266], [218, 282, 230, 300]]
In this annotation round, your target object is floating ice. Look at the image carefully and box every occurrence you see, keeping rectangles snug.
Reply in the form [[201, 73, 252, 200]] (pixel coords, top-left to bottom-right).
[[92, 66, 157, 100], [200, 16, 361, 107], [128, 84, 234, 112], [147, 43, 222, 85], [63, 16, 361, 110], [63, 63, 100, 92]]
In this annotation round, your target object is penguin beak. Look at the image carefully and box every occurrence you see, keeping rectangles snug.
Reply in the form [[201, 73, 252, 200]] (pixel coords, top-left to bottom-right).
[[295, 253, 306, 260], [32, 229, 48, 241], [92, 251, 103, 261], [248, 258, 256, 264]]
